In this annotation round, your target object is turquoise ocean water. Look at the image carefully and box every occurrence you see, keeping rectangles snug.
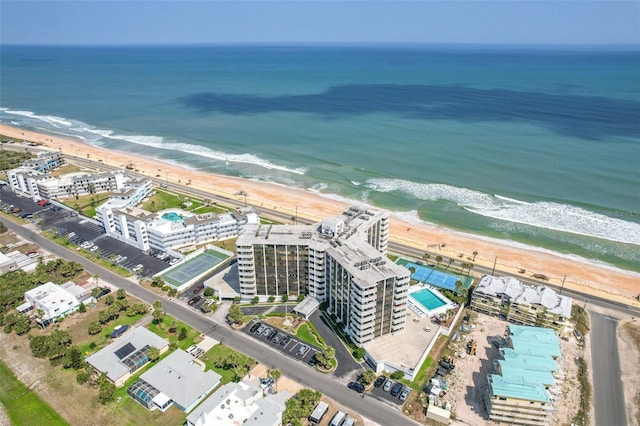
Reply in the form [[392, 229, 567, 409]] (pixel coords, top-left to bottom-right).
[[1, 45, 639, 272]]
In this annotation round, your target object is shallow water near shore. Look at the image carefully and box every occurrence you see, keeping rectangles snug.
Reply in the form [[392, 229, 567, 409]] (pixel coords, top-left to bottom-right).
[[1, 45, 639, 272]]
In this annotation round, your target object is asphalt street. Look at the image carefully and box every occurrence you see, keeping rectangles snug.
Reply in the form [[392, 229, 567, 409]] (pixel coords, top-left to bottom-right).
[[590, 312, 627, 426], [1, 218, 419, 426]]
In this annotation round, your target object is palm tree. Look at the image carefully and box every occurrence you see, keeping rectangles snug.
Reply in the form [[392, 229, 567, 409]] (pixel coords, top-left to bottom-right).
[[423, 253, 431, 264], [455, 280, 463, 294], [445, 258, 454, 271], [93, 274, 100, 286], [268, 368, 282, 393], [150, 200, 156, 212], [435, 255, 443, 269], [472, 251, 478, 261]]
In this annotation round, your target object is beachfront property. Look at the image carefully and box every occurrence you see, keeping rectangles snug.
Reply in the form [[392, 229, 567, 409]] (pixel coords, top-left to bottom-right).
[[470, 275, 572, 331], [86, 326, 169, 387], [6, 152, 66, 200], [127, 349, 222, 413], [236, 206, 410, 346], [22, 281, 94, 324], [484, 325, 563, 426], [98, 195, 258, 252], [185, 380, 290, 426]]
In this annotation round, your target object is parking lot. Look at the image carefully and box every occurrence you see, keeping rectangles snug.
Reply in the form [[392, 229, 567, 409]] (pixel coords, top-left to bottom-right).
[[367, 375, 408, 406], [1, 190, 170, 277], [242, 320, 320, 367]]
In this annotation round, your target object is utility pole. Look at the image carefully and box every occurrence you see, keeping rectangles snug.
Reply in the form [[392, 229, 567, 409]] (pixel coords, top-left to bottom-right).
[[491, 256, 497, 276], [559, 275, 566, 295]]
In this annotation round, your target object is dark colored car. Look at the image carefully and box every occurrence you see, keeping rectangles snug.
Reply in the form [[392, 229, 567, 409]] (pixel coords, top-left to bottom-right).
[[249, 322, 261, 333], [390, 382, 404, 397], [110, 324, 129, 338], [308, 354, 317, 366], [280, 336, 291, 346], [97, 288, 111, 299], [374, 375, 387, 388], [348, 382, 365, 393], [188, 296, 203, 306], [267, 329, 278, 340], [193, 284, 204, 294]]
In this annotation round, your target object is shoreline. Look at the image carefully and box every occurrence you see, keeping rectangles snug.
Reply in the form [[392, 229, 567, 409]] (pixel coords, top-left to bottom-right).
[[2, 123, 639, 308]]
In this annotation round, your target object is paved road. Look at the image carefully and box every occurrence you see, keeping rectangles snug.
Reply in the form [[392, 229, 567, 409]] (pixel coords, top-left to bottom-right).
[[1, 218, 419, 426], [309, 311, 362, 380], [590, 312, 627, 426]]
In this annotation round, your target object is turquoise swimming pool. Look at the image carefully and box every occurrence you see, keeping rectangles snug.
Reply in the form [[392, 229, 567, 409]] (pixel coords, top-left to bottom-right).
[[410, 288, 447, 311], [162, 212, 182, 222]]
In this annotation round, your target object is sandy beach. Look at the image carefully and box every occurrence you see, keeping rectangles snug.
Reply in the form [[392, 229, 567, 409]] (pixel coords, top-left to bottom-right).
[[2, 124, 639, 306]]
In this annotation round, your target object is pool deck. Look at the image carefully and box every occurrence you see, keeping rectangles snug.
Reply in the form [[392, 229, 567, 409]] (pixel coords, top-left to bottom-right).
[[408, 285, 456, 318], [364, 308, 439, 375]]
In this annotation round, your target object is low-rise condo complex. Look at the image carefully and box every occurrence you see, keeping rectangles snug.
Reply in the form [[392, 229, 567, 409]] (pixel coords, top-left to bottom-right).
[[236, 206, 410, 346], [471, 275, 572, 331]]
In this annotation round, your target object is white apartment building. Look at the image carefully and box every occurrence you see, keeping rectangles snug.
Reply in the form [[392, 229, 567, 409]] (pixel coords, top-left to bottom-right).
[[23, 281, 85, 322], [236, 206, 410, 346]]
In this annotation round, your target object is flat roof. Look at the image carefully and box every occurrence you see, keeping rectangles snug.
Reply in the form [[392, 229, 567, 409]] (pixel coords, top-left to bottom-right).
[[294, 296, 320, 317], [140, 349, 221, 411], [86, 327, 169, 382], [498, 361, 555, 386], [489, 374, 550, 403], [364, 307, 437, 374], [24, 282, 77, 310], [500, 349, 558, 372], [508, 325, 561, 358]]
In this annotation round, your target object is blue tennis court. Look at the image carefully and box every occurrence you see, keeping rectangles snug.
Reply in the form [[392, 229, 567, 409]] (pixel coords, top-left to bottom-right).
[[162, 250, 225, 286], [404, 262, 461, 291]]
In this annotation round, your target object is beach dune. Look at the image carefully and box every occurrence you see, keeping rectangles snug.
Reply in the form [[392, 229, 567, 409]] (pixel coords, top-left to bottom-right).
[[1, 124, 638, 306]]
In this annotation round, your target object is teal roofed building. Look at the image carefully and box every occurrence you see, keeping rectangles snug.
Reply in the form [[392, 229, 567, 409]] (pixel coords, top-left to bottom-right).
[[484, 325, 561, 426]]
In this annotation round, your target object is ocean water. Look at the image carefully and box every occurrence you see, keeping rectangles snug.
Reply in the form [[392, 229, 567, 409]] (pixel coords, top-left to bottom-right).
[[1, 45, 639, 272]]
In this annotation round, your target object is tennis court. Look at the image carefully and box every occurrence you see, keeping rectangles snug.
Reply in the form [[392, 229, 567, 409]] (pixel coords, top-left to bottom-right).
[[403, 262, 462, 291], [162, 250, 227, 287]]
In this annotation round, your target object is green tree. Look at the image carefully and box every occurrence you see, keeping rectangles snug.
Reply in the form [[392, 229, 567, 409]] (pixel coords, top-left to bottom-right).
[[78, 302, 86, 313], [168, 288, 177, 297], [423, 253, 431, 263], [281, 294, 289, 303], [352, 347, 365, 360], [435, 255, 443, 268], [233, 296, 241, 304], [88, 321, 102, 335], [251, 296, 259, 304], [455, 280, 464, 294], [64, 346, 85, 370], [472, 251, 478, 261], [268, 296, 275, 303], [390, 370, 404, 380], [98, 380, 116, 404], [297, 294, 305, 302], [315, 346, 335, 369], [116, 288, 126, 300], [361, 369, 377, 386], [203, 287, 215, 297], [178, 326, 187, 340], [153, 300, 162, 311], [152, 307, 164, 324], [76, 369, 90, 385], [268, 368, 282, 393], [283, 388, 322, 426], [147, 346, 160, 362], [227, 304, 244, 325], [104, 295, 115, 306]]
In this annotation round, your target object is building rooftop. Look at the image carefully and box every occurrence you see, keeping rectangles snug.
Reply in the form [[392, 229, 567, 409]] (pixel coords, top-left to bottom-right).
[[475, 275, 572, 318], [489, 374, 550, 403], [86, 327, 169, 382], [185, 380, 290, 426], [499, 349, 558, 372], [139, 349, 221, 411], [24, 282, 77, 310], [507, 325, 561, 358], [497, 361, 556, 386], [293, 296, 320, 317]]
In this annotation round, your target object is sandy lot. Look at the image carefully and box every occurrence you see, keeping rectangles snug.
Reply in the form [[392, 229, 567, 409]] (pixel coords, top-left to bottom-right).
[[443, 313, 584, 426]]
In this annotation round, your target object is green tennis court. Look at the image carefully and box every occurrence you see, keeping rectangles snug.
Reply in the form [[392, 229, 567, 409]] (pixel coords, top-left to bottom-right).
[[162, 249, 228, 287]]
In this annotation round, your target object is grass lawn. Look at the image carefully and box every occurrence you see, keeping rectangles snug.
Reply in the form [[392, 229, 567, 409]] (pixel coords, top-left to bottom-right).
[[0, 359, 69, 426], [141, 190, 183, 211], [200, 344, 256, 385], [147, 315, 201, 351], [296, 323, 324, 348]]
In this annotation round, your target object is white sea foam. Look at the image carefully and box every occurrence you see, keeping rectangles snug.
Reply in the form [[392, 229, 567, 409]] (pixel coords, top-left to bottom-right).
[[3, 107, 306, 175], [366, 178, 640, 245]]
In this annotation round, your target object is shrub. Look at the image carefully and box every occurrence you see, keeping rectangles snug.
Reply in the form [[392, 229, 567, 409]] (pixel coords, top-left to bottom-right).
[[281, 294, 289, 302], [390, 370, 404, 380], [353, 347, 365, 360], [203, 287, 215, 297], [268, 296, 275, 303], [233, 296, 242, 304], [251, 296, 259, 304]]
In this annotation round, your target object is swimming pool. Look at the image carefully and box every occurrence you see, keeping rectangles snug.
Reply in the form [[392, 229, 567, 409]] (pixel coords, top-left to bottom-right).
[[162, 212, 182, 222], [410, 288, 448, 311]]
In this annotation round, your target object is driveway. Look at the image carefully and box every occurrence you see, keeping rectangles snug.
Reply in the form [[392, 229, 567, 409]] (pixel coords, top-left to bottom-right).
[[309, 311, 362, 380]]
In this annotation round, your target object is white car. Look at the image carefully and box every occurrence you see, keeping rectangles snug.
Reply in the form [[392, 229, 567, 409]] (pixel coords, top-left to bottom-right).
[[132, 264, 144, 272]]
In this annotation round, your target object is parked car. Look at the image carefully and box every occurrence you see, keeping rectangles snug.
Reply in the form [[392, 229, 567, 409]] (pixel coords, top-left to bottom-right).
[[399, 388, 411, 401], [374, 375, 387, 388], [279, 336, 291, 346], [273, 333, 282, 344], [132, 264, 144, 272], [307, 354, 317, 366], [256, 325, 266, 334], [193, 284, 204, 294], [267, 329, 278, 340], [97, 288, 111, 298], [390, 382, 404, 397], [188, 296, 203, 306], [261, 327, 273, 337], [348, 382, 365, 393], [110, 324, 129, 338], [249, 322, 262, 333], [297, 344, 308, 355], [383, 380, 393, 392]]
